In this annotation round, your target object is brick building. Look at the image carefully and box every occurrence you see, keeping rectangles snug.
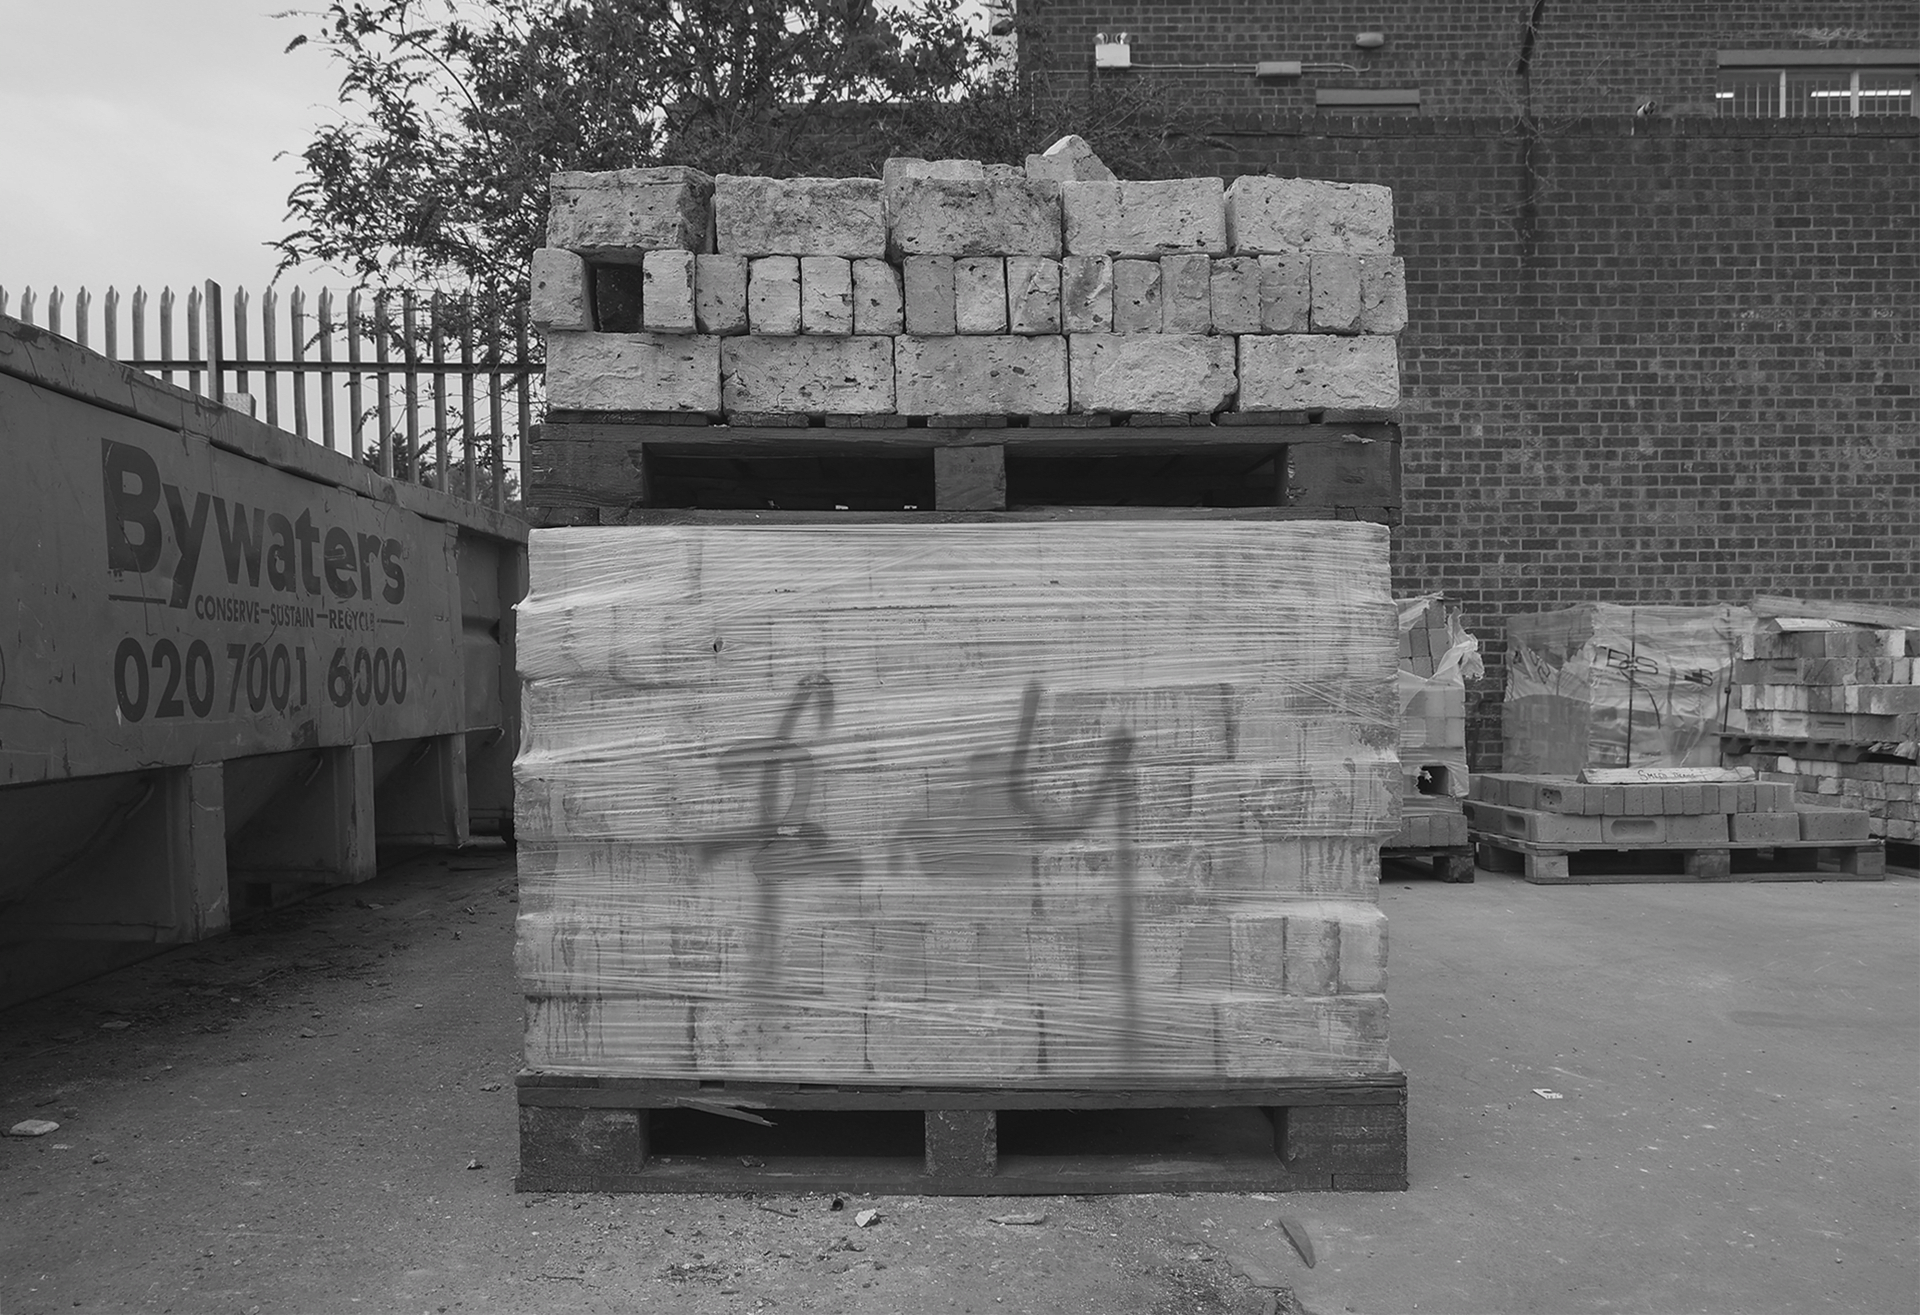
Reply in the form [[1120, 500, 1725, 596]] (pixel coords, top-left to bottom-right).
[[1019, 1, 1919, 764]]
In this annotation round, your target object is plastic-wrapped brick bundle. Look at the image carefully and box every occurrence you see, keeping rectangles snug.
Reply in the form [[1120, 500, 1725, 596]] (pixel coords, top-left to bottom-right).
[[1503, 603, 1752, 775], [514, 522, 1400, 1083]]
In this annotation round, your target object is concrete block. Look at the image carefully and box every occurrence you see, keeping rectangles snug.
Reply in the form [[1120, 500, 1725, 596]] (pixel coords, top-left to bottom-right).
[[1063, 178, 1227, 257], [641, 249, 697, 333], [1309, 254, 1363, 334], [1008, 257, 1062, 334], [1062, 255, 1114, 333], [954, 257, 1009, 334], [1209, 257, 1262, 334], [1113, 259, 1163, 333], [1359, 254, 1408, 333], [1258, 254, 1311, 332], [530, 248, 592, 330], [1161, 254, 1212, 333], [799, 256, 854, 335], [851, 258, 904, 334], [903, 256, 957, 334], [882, 157, 985, 220], [1732, 810, 1800, 843], [747, 256, 802, 335], [1025, 134, 1116, 184], [1797, 805, 1871, 842], [895, 335, 1068, 415], [1069, 334, 1237, 413], [713, 175, 885, 257], [544, 330, 720, 413], [548, 166, 714, 258], [1238, 335, 1400, 411], [889, 178, 1062, 256], [720, 335, 895, 414], [1224, 176, 1396, 255], [693, 254, 749, 335]]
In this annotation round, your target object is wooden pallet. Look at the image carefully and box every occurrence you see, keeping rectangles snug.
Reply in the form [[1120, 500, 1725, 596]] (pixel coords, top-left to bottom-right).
[[1473, 833, 1886, 885], [516, 1068, 1408, 1195], [1381, 845, 1474, 882], [526, 415, 1400, 525]]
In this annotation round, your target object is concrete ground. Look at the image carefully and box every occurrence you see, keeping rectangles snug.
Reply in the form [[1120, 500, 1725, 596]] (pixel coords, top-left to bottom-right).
[[2, 847, 1914, 1315]]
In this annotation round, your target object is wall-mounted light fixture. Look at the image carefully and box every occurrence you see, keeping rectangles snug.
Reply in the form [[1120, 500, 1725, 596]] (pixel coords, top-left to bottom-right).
[[1355, 32, 1387, 50], [1093, 32, 1132, 68]]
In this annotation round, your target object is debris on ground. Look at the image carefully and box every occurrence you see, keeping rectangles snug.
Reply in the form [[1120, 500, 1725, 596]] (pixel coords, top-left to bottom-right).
[[8, 1119, 60, 1137], [854, 1208, 880, 1227], [1277, 1216, 1316, 1268], [989, 1212, 1048, 1226]]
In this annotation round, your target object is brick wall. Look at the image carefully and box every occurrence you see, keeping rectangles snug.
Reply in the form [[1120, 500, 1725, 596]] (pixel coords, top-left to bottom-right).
[[1189, 116, 1919, 764], [1023, 0, 1920, 118], [1020, 2, 1918, 766]]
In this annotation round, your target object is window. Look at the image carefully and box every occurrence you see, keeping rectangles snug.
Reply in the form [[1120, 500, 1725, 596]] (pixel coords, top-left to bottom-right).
[[1314, 88, 1421, 115], [1717, 50, 1918, 117]]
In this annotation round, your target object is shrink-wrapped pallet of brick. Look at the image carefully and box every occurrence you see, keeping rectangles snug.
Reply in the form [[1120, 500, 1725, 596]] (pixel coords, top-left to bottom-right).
[[1502, 603, 1751, 774], [1385, 596, 1478, 855], [514, 521, 1400, 1083]]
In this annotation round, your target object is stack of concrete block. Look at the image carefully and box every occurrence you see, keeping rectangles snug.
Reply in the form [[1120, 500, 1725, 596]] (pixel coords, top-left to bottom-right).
[[531, 139, 1405, 418], [1466, 772, 1873, 847], [1726, 620, 1919, 844], [513, 521, 1401, 1083], [1385, 597, 1476, 851]]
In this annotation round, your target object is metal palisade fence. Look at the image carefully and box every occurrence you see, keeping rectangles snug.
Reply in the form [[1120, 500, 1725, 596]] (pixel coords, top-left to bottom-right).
[[1, 281, 534, 512]]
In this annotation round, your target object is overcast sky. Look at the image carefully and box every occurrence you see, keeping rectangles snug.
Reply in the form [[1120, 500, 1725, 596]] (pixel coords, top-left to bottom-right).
[[1, 0, 344, 319]]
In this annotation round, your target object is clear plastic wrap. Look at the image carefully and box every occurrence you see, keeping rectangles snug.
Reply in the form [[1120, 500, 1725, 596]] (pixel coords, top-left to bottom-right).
[[515, 522, 1400, 1083], [1503, 603, 1751, 774]]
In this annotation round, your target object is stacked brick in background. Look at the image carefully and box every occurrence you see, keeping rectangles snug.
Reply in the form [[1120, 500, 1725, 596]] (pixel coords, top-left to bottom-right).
[[513, 522, 1401, 1081], [528, 138, 1406, 420], [1383, 595, 1479, 859], [1725, 617, 1920, 850], [1503, 604, 1751, 775]]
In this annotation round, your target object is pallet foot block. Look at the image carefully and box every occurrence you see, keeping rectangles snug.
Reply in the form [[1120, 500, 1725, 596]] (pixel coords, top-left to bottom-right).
[[515, 522, 1399, 1084]]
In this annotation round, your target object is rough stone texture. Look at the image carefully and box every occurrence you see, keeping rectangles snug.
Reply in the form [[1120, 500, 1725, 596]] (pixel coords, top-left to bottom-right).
[[641, 249, 697, 334], [1161, 254, 1212, 334], [1069, 334, 1238, 413], [1210, 257, 1263, 334], [720, 336, 895, 414], [1310, 254, 1363, 334], [747, 256, 802, 335], [1008, 257, 1062, 334], [1062, 256, 1114, 333], [1063, 178, 1228, 258], [851, 258, 904, 335], [903, 256, 957, 335], [1258, 254, 1311, 332], [1113, 259, 1163, 333], [694, 254, 749, 335], [895, 335, 1069, 415], [1025, 134, 1116, 184], [883, 157, 986, 221], [1359, 254, 1408, 333], [547, 167, 714, 259], [1225, 176, 1396, 255], [530, 248, 592, 330], [714, 176, 885, 257], [545, 330, 720, 412], [800, 256, 854, 335], [955, 257, 1009, 334], [1238, 335, 1401, 411], [889, 178, 1063, 257]]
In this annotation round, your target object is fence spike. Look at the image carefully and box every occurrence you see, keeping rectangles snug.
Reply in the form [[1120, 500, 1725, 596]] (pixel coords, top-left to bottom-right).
[[49, 286, 64, 337], [104, 286, 120, 359], [289, 287, 308, 440], [261, 286, 279, 428], [461, 290, 477, 501], [133, 287, 149, 363], [318, 287, 338, 451], [347, 289, 366, 463]]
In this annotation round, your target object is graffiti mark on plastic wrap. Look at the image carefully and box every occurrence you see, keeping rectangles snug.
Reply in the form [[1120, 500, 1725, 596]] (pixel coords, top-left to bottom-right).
[[697, 673, 865, 999], [697, 674, 1146, 1064]]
